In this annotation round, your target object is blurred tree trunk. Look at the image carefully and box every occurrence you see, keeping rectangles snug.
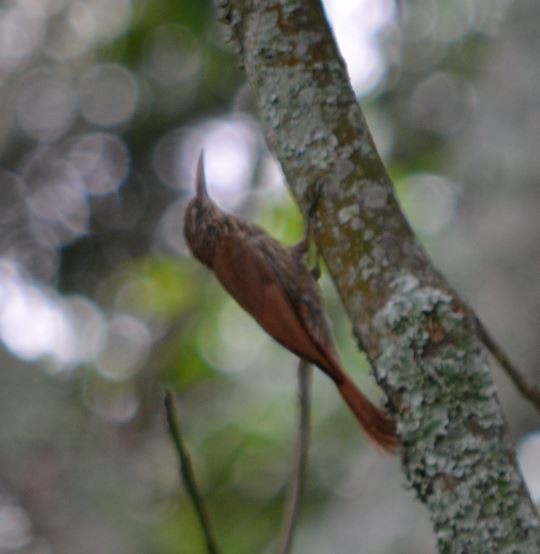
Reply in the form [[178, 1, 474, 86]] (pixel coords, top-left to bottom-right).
[[219, 0, 540, 551]]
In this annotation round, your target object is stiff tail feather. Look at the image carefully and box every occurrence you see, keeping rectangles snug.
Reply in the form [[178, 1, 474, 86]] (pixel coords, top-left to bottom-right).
[[337, 377, 399, 453]]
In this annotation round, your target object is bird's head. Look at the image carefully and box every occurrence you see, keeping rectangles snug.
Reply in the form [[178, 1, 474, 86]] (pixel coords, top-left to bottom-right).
[[183, 152, 222, 266]]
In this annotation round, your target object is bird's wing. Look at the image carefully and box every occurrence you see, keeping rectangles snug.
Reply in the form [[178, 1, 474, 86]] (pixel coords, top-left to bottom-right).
[[212, 235, 334, 370]]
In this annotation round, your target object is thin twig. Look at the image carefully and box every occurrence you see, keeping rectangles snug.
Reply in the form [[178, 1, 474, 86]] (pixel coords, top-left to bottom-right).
[[476, 319, 540, 412], [163, 389, 220, 554], [275, 360, 313, 554]]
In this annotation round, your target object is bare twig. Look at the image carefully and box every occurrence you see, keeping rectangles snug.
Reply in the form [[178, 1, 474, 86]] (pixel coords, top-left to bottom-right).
[[163, 389, 220, 554], [476, 319, 540, 412], [275, 360, 313, 554]]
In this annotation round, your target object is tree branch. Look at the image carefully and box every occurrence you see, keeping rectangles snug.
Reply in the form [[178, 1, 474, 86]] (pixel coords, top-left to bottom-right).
[[163, 389, 220, 554], [276, 360, 312, 554], [218, 0, 540, 551], [476, 317, 540, 411]]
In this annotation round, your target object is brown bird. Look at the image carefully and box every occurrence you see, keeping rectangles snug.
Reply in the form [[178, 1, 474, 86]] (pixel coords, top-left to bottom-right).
[[183, 153, 398, 452]]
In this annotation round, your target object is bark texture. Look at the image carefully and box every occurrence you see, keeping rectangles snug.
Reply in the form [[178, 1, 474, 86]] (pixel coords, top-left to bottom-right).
[[217, 0, 540, 552]]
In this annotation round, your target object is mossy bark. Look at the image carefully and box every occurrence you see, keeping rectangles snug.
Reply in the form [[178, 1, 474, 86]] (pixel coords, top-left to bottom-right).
[[218, 0, 540, 551]]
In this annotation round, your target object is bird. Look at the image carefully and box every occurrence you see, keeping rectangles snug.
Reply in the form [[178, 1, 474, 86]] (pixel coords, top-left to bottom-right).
[[183, 153, 398, 452]]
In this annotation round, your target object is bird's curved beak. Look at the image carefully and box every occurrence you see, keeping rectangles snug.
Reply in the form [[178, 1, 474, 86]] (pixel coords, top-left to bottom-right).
[[195, 151, 209, 200]]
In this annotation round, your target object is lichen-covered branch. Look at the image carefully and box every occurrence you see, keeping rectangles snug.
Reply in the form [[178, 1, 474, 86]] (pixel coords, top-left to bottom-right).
[[218, 0, 540, 551]]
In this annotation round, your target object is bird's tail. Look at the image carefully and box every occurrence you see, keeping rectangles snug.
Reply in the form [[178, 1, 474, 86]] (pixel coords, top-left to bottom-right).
[[337, 376, 398, 453]]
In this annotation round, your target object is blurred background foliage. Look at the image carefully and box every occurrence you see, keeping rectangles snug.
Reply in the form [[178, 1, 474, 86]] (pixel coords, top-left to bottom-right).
[[0, 0, 539, 552]]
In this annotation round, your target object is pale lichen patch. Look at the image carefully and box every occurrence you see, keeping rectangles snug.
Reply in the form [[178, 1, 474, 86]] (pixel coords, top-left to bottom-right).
[[363, 183, 389, 210], [350, 217, 364, 231], [337, 203, 360, 224]]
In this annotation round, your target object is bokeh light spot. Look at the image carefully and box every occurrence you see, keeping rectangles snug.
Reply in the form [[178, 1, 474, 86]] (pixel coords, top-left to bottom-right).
[[400, 172, 461, 236], [0, 260, 110, 370], [0, 4, 45, 72], [16, 69, 76, 142], [518, 432, 540, 503], [323, 0, 396, 95], [68, 0, 132, 43], [0, 496, 32, 550], [96, 314, 151, 381], [69, 132, 130, 196], [82, 377, 140, 423], [154, 115, 262, 210], [64, 295, 107, 363], [0, 260, 75, 367], [408, 72, 476, 135], [80, 64, 139, 127], [21, 148, 89, 247], [144, 23, 201, 88]]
